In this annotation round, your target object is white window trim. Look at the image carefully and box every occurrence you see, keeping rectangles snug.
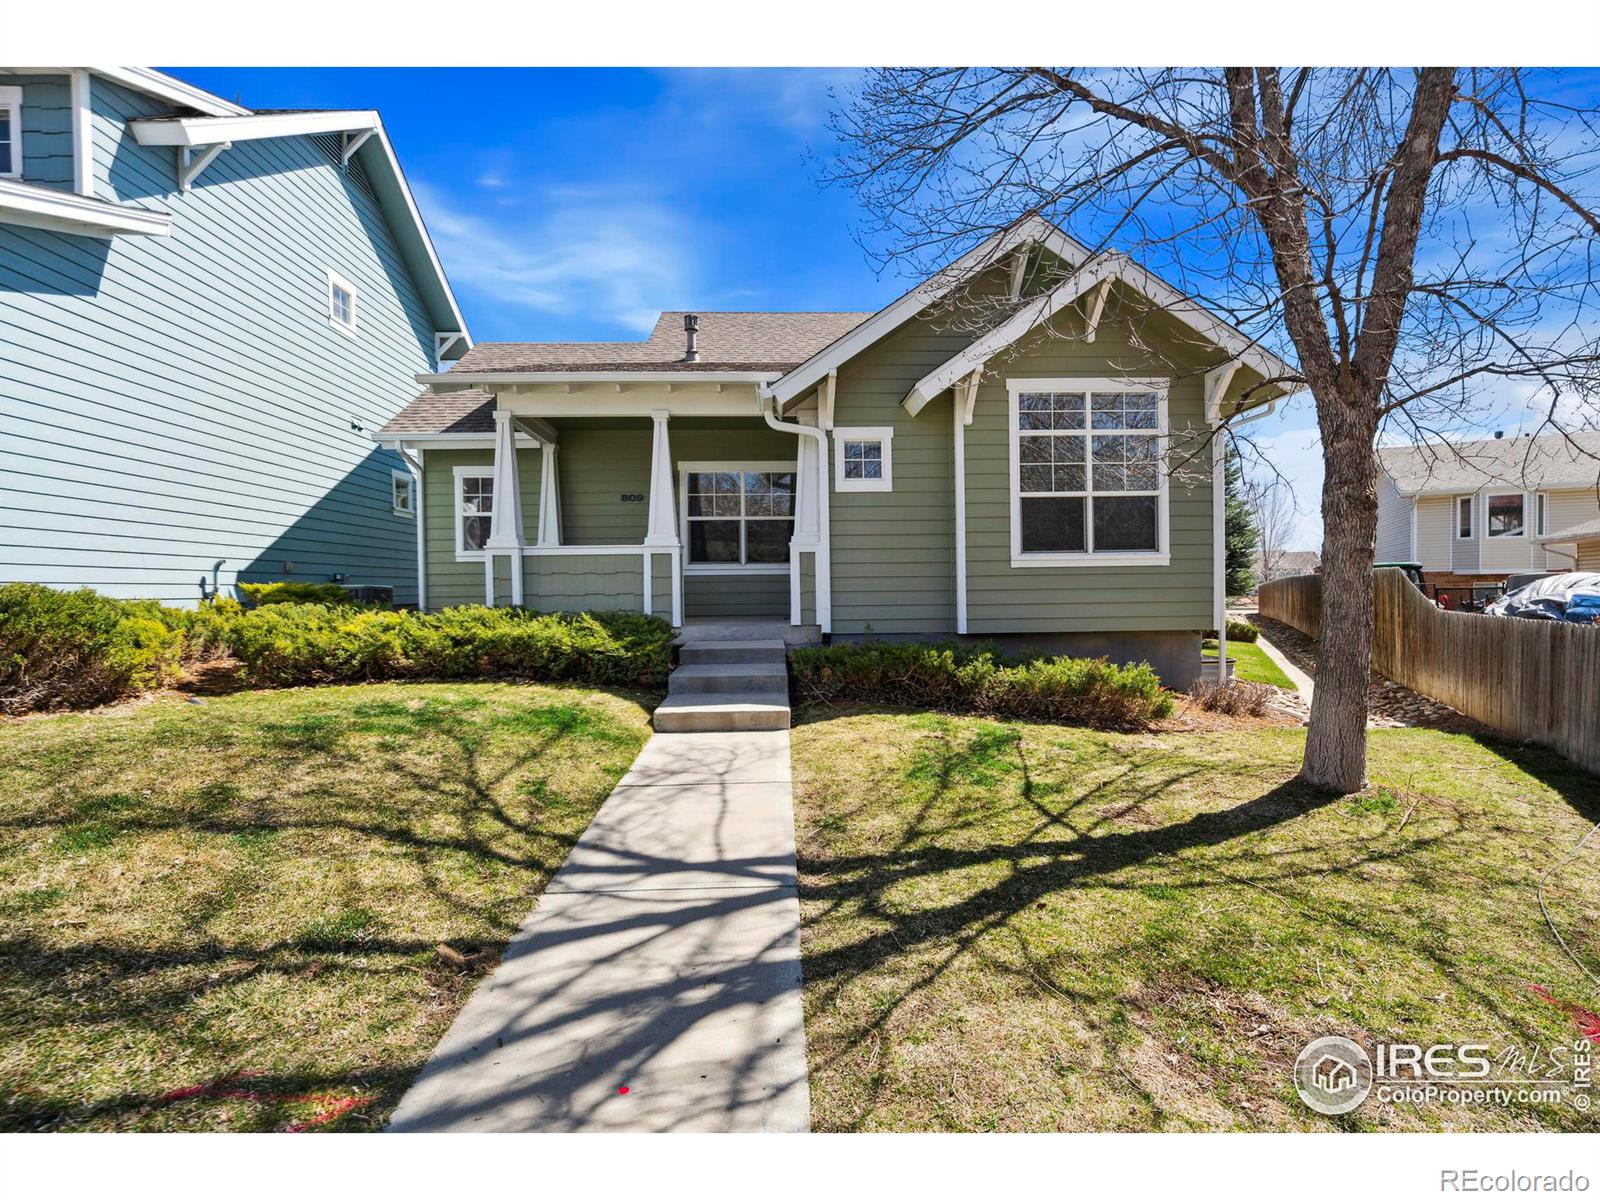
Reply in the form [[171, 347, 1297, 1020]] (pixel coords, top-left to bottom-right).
[[1007, 377, 1171, 568], [1456, 495, 1475, 540], [832, 426, 894, 492], [0, 86, 22, 180], [452, 464, 494, 561], [327, 268, 358, 336], [1484, 490, 1528, 539], [677, 460, 797, 575], [391, 468, 415, 517]]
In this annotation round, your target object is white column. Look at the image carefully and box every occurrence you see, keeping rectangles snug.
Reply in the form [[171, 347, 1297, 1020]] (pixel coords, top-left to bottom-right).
[[486, 409, 526, 606], [536, 443, 562, 546], [790, 424, 821, 627], [643, 410, 678, 547], [954, 393, 968, 635]]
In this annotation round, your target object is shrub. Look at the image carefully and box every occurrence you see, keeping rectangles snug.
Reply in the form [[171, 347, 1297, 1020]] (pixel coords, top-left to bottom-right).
[[788, 641, 1173, 729], [1204, 618, 1260, 643], [225, 604, 673, 689], [1187, 679, 1274, 716], [0, 584, 184, 714], [238, 581, 355, 607]]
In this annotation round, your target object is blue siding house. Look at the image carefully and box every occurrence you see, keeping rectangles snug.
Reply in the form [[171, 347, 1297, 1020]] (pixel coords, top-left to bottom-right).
[[0, 67, 470, 605]]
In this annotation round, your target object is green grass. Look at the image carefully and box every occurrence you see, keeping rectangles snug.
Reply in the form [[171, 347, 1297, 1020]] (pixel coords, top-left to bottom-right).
[[1203, 639, 1294, 689], [0, 681, 653, 1132], [791, 709, 1600, 1131]]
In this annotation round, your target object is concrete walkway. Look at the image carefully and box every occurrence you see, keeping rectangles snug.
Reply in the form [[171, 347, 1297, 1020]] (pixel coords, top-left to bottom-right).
[[387, 730, 809, 1133]]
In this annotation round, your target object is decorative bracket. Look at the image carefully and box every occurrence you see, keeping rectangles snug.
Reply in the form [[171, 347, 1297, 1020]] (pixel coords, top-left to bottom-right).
[[958, 370, 981, 426], [819, 369, 837, 431], [341, 128, 376, 166], [1081, 278, 1112, 343], [1007, 240, 1033, 300], [1204, 359, 1242, 426], [178, 142, 231, 193]]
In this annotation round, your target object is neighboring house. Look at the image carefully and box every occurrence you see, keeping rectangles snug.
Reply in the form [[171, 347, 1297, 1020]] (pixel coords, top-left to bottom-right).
[[1259, 549, 1320, 581], [1376, 431, 1600, 590], [0, 68, 469, 605], [375, 216, 1298, 687]]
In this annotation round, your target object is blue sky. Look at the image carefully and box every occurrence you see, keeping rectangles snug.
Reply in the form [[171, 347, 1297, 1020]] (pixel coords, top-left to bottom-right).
[[169, 66, 1330, 548]]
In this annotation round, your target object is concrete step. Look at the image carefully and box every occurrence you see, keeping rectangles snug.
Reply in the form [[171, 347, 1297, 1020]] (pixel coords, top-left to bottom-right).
[[652, 690, 792, 733], [678, 639, 788, 666], [668, 661, 789, 695], [675, 622, 821, 646]]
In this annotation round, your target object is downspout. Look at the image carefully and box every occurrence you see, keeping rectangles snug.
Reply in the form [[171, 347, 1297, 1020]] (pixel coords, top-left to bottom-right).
[[1212, 393, 1282, 682], [760, 393, 831, 634]]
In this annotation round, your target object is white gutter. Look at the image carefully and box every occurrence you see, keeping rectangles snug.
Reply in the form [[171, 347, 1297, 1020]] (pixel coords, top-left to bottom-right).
[[760, 394, 831, 634]]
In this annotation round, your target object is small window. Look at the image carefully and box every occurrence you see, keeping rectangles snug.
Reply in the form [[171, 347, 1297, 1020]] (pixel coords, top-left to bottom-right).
[[0, 87, 21, 179], [833, 427, 894, 492], [1536, 492, 1548, 536], [1486, 493, 1525, 538], [327, 269, 358, 335], [456, 472, 493, 556], [1456, 496, 1474, 539], [392, 469, 415, 517]]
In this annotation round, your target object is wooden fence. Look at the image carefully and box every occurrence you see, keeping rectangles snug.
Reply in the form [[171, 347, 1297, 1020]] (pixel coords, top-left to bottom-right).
[[1260, 568, 1600, 775]]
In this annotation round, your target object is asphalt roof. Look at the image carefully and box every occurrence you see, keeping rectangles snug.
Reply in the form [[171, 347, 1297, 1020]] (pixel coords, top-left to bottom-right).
[[1377, 430, 1600, 495], [376, 388, 496, 437], [450, 311, 872, 374]]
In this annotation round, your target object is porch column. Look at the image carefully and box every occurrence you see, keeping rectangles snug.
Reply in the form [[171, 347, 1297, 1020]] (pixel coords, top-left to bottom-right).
[[536, 442, 562, 546], [486, 408, 526, 606], [643, 410, 678, 547], [790, 428, 821, 626]]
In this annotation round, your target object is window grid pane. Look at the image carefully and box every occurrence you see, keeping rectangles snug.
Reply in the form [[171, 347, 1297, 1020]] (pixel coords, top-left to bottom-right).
[[685, 469, 795, 565], [1016, 389, 1162, 553]]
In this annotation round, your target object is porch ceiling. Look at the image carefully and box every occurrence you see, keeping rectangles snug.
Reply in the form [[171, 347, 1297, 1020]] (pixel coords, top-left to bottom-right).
[[495, 381, 765, 419]]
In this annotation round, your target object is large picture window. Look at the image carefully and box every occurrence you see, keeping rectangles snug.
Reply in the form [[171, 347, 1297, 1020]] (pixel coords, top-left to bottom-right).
[[1486, 492, 1525, 538], [680, 465, 796, 571], [1008, 379, 1168, 566]]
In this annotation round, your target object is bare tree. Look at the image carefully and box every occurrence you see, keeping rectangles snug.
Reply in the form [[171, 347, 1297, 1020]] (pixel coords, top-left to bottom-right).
[[825, 68, 1600, 792], [1248, 475, 1299, 582]]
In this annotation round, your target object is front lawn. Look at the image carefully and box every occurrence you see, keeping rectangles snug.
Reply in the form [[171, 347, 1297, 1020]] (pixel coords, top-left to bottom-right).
[[0, 681, 652, 1131], [792, 710, 1600, 1131], [1203, 639, 1294, 689]]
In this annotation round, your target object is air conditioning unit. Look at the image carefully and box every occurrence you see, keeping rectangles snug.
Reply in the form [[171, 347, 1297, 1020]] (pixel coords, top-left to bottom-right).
[[343, 585, 395, 606]]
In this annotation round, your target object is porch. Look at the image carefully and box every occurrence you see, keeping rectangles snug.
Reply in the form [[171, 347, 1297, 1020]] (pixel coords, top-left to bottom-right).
[[452, 387, 830, 632]]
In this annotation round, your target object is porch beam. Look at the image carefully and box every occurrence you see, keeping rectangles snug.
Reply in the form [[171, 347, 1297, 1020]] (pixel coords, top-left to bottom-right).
[[643, 410, 679, 548]]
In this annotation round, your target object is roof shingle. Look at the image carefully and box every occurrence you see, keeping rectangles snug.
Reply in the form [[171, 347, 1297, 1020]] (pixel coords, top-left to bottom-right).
[[376, 388, 496, 437], [1378, 431, 1600, 495], [451, 311, 871, 373]]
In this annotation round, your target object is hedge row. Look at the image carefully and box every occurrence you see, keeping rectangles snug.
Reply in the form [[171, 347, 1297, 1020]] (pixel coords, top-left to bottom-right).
[[789, 641, 1174, 729], [0, 583, 673, 714]]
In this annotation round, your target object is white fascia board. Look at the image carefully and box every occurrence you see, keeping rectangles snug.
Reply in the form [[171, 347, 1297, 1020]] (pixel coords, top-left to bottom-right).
[[417, 371, 781, 386], [767, 214, 1093, 407], [0, 178, 170, 237], [901, 257, 1113, 416], [361, 126, 471, 349], [130, 110, 379, 147], [90, 67, 249, 117], [372, 432, 537, 450]]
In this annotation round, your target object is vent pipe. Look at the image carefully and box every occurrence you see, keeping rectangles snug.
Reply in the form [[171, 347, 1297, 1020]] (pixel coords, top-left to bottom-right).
[[682, 313, 700, 363]]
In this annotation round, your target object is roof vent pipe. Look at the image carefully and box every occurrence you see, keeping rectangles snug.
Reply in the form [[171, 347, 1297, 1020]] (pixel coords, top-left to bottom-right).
[[1494, 430, 1505, 439], [683, 313, 700, 363]]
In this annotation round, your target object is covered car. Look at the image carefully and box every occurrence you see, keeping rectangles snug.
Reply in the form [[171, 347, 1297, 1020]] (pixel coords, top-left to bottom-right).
[[1484, 572, 1600, 620]]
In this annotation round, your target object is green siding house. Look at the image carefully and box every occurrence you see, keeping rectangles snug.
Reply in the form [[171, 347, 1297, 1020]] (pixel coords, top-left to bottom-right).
[[377, 217, 1296, 686], [0, 68, 469, 605]]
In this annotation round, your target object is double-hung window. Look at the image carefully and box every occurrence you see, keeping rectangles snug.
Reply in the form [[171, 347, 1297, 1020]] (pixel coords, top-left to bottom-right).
[[0, 87, 22, 178], [327, 269, 358, 335], [454, 469, 493, 557], [392, 469, 415, 517], [1009, 378, 1168, 566], [1456, 496, 1474, 539], [680, 464, 796, 571]]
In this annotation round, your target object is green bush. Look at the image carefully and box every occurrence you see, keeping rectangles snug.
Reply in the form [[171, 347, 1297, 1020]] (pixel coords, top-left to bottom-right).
[[225, 604, 673, 689], [0, 584, 185, 714], [788, 641, 1173, 729], [238, 581, 355, 607], [1205, 618, 1260, 643]]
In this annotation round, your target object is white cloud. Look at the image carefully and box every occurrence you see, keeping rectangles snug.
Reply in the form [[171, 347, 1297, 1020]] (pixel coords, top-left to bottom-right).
[[417, 182, 694, 335]]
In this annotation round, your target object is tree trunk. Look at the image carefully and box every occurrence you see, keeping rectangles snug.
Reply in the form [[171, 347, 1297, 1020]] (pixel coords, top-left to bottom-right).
[[1301, 386, 1379, 793]]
